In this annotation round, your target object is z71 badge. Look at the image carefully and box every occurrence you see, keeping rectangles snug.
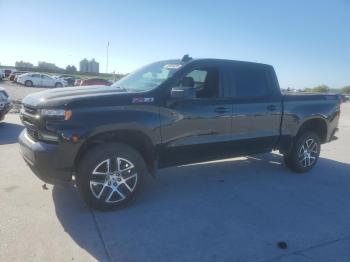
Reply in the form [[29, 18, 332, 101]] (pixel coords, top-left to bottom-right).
[[132, 97, 154, 103]]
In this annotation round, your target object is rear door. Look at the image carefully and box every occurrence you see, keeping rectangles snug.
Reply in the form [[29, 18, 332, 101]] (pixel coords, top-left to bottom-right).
[[224, 64, 282, 154], [159, 63, 233, 166]]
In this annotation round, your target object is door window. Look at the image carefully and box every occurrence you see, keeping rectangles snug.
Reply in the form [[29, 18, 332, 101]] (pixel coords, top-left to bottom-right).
[[183, 67, 219, 98]]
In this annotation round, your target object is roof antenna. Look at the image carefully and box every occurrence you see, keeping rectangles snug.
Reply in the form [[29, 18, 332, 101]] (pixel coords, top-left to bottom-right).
[[181, 54, 192, 63]]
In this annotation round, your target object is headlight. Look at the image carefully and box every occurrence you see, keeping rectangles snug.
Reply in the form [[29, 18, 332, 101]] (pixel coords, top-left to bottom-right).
[[40, 109, 72, 120]]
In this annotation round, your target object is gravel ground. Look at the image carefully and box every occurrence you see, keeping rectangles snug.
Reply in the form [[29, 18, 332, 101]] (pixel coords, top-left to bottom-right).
[[0, 79, 50, 101]]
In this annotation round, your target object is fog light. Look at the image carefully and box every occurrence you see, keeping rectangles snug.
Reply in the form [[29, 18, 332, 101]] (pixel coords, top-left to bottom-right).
[[40, 132, 58, 142]]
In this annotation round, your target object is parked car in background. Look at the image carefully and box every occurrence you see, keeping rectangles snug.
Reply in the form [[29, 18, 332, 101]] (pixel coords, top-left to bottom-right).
[[4, 69, 12, 77], [0, 69, 5, 80], [63, 77, 79, 86], [0, 87, 12, 121], [57, 75, 80, 86], [80, 78, 112, 86], [341, 94, 350, 103], [17, 73, 68, 87], [74, 79, 83, 86], [10, 71, 28, 81]]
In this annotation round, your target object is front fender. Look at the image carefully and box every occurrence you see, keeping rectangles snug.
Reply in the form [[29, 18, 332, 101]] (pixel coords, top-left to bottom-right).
[[63, 104, 161, 146]]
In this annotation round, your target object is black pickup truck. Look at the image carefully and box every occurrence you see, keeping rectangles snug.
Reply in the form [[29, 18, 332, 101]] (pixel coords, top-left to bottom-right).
[[19, 57, 341, 210]]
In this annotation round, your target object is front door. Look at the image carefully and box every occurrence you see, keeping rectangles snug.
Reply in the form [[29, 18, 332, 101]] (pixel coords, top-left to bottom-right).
[[159, 65, 233, 167], [41, 74, 53, 87]]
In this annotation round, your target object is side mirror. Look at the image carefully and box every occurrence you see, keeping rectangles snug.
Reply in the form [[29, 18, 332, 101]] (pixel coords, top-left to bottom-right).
[[170, 86, 195, 99]]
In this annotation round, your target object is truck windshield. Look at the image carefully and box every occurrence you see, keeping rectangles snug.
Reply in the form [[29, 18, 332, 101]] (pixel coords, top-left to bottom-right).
[[112, 60, 182, 92]]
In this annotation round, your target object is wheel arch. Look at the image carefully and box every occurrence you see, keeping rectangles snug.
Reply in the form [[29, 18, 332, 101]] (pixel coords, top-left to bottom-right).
[[74, 129, 157, 176], [279, 116, 328, 155], [296, 116, 328, 143]]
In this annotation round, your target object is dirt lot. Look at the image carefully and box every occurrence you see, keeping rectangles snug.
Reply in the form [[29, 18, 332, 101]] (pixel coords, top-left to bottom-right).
[[1, 87, 350, 261], [0, 79, 50, 102]]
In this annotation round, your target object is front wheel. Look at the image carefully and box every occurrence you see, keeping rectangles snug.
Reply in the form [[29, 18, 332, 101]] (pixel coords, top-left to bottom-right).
[[25, 80, 33, 87], [284, 131, 321, 173], [76, 143, 146, 210], [55, 82, 63, 88]]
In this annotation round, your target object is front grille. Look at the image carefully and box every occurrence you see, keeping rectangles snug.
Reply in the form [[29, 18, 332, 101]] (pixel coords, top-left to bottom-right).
[[23, 105, 37, 115], [26, 126, 39, 141], [21, 105, 40, 141]]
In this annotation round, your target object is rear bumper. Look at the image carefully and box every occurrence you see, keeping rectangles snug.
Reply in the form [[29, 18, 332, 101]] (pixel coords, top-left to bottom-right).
[[326, 107, 341, 143], [18, 130, 73, 184], [329, 128, 339, 142]]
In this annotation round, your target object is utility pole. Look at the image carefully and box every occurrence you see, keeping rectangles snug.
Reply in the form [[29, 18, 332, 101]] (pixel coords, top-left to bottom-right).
[[106, 41, 109, 73]]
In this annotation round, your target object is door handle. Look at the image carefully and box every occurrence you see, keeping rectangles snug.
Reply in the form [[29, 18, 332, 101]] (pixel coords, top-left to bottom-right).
[[214, 107, 231, 113], [266, 105, 277, 111]]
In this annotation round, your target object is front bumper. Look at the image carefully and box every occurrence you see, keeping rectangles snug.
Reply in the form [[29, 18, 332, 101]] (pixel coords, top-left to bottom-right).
[[18, 130, 74, 184]]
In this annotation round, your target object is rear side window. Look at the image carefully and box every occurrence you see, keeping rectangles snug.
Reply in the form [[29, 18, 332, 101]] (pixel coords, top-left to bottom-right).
[[232, 66, 270, 97]]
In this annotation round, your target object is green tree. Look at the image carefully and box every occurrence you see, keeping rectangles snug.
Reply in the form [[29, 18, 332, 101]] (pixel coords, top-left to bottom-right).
[[304, 85, 330, 93]]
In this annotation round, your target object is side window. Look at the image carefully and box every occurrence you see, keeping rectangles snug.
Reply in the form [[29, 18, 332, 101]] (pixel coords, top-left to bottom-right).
[[31, 74, 40, 78], [42, 75, 50, 79], [187, 69, 207, 89], [182, 67, 219, 98], [233, 67, 270, 98]]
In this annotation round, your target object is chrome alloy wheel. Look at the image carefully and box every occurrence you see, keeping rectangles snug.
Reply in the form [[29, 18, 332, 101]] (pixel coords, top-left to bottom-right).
[[89, 157, 138, 203], [298, 138, 318, 167]]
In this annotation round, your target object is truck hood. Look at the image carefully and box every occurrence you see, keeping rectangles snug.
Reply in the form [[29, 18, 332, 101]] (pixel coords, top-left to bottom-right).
[[22, 85, 131, 108]]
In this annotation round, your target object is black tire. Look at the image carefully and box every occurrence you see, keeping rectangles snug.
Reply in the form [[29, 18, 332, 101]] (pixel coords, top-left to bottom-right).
[[25, 80, 33, 87], [55, 82, 63, 88], [283, 131, 321, 173], [76, 143, 147, 210]]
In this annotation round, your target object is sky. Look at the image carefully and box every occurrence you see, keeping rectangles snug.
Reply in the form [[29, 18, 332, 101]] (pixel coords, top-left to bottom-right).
[[0, 0, 349, 89]]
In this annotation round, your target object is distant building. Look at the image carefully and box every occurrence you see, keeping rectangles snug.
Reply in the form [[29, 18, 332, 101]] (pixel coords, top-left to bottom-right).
[[66, 65, 77, 72], [38, 61, 59, 70], [79, 58, 99, 73], [15, 61, 34, 68], [79, 58, 89, 72], [89, 59, 99, 73]]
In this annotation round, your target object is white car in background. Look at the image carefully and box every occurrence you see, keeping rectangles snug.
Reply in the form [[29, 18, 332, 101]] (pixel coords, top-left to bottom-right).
[[17, 73, 68, 87], [0, 69, 5, 80]]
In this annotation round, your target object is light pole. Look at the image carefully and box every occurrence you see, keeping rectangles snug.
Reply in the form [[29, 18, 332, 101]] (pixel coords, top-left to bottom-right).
[[106, 41, 109, 73]]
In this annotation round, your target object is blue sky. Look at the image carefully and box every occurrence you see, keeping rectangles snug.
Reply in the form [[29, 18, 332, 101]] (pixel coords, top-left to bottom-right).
[[0, 0, 349, 89]]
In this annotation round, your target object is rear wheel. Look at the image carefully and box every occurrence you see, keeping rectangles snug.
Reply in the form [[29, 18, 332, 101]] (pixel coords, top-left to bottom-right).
[[55, 82, 63, 88], [284, 131, 320, 173], [76, 143, 146, 210], [25, 80, 33, 87]]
